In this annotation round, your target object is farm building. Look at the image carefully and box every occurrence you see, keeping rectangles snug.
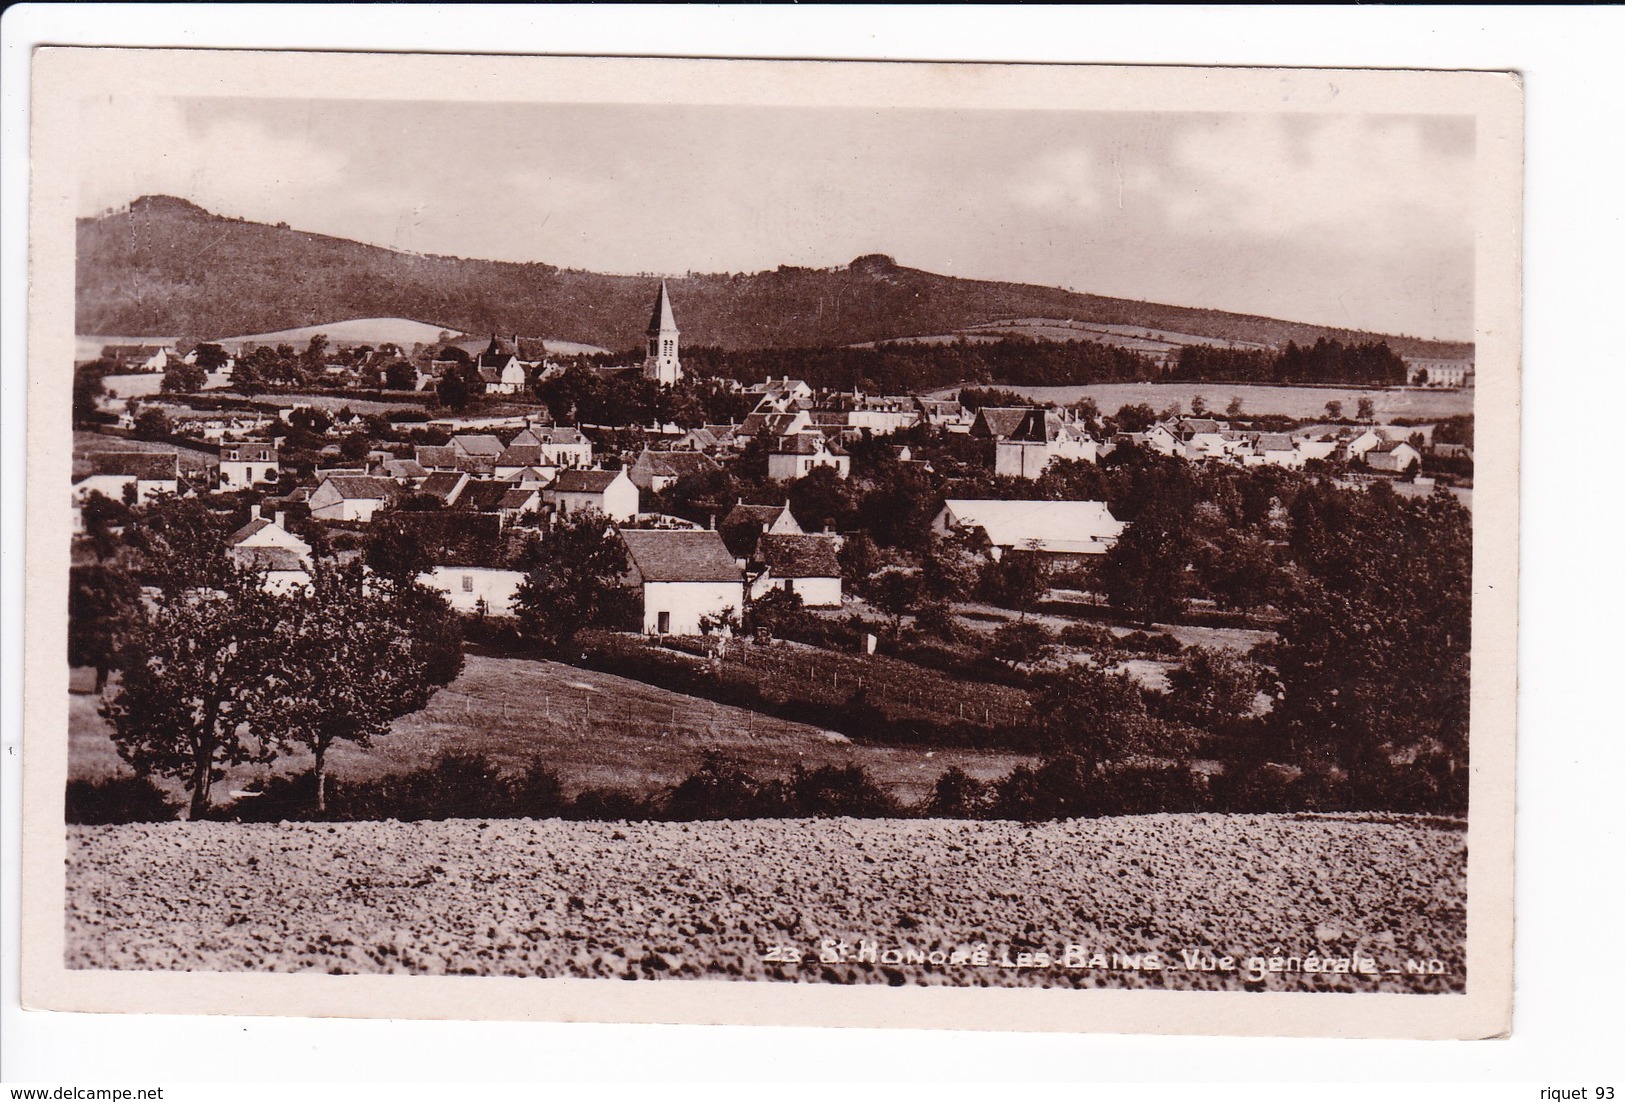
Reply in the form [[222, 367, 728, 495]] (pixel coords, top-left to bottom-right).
[[627, 448, 722, 493], [546, 468, 639, 522], [619, 529, 745, 636], [933, 499, 1126, 564], [1365, 440, 1424, 473], [749, 533, 843, 607], [308, 475, 399, 522]]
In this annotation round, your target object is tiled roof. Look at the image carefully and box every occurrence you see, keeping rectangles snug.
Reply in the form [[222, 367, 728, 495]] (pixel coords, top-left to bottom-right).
[[415, 445, 458, 468], [971, 407, 1036, 439], [552, 469, 622, 493], [940, 499, 1125, 555], [499, 488, 537, 510], [228, 546, 309, 573], [418, 472, 467, 502], [84, 451, 179, 481], [754, 534, 841, 579], [226, 517, 272, 546], [321, 475, 398, 501], [383, 458, 429, 480], [771, 433, 845, 456], [620, 529, 742, 584], [497, 444, 544, 467], [451, 434, 504, 457]]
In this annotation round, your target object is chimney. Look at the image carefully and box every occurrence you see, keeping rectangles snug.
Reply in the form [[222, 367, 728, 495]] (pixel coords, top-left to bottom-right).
[[274, 510, 286, 530], [708, 513, 717, 531]]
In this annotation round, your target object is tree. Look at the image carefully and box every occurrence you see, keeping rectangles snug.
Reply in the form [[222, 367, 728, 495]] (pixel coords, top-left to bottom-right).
[[1030, 663, 1177, 760], [122, 495, 231, 594], [919, 531, 983, 602], [983, 552, 1049, 620], [161, 360, 208, 394], [1167, 647, 1264, 732], [1225, 396, 1245, 419], [867, 568, 921, 637], [101, 577, 285, 818], [436, 362, 481, 411], [1097, 501, 1191, 625], [1190, 394, 1208, 417], [74, 360, 111, 424], [512, 515, 633, 651], [260, 564, 451, 813], [133, 407, 172, 441], [990, 620, 1054, 668], [1112, 403, 1157, 434], [384, 360, 416, 391], [192, 343, 229, 371], [1323, 400, 1344, 420], [68, 563, 143, 692], [1356, 396, 1376, 422]]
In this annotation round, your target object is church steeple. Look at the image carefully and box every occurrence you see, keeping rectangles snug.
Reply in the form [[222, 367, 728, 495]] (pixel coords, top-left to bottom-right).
[[642, 280, 682, 385]]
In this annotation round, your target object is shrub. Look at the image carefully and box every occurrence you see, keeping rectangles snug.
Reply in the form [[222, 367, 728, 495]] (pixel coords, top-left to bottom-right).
[[1117, 630, 1184, 656], [925, 766, 992, 818], [788, 764, 901, 818], [990, 621, 1056, 667], [1059, 621, 1117, 650], [65, 775, 179, 824], [664, 752, 784, 820], [989, 753, 1101, 821], [510, 758, 568, 819], [567, 787, 652, 821]]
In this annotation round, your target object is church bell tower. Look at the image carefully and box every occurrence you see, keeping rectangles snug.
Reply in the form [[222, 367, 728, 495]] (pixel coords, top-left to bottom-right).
[[642, 280, 682, 385]]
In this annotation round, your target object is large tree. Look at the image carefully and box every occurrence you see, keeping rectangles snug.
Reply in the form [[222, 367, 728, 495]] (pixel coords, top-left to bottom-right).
[[260, 564, 455, 812], [512, 514, 634, 651], [68, 563, 143, 692], [101, 576, 285, 818]]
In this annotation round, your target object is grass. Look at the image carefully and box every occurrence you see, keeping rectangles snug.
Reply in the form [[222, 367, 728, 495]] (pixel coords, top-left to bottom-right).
[[73, 430, 218, 474], [68, 653, 1033, 810], [949, 381, 1474, 423]]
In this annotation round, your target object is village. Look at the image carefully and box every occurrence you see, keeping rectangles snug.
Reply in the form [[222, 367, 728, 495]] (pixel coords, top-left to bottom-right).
[[73, 283, 1472, 641]]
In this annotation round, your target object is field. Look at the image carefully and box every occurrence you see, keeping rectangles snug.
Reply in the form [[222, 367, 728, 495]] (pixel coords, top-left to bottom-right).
[[69, 652, 1032, 807], [936, 381, 1475, 423], [65, 813, 1466, 991]]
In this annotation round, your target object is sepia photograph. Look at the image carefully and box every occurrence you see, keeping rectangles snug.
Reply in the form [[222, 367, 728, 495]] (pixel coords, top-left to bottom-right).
[[20, 46, 1521, 1039]]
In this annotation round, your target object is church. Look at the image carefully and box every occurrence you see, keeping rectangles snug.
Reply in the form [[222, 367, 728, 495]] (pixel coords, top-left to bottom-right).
[[641, 280, 683, 386]]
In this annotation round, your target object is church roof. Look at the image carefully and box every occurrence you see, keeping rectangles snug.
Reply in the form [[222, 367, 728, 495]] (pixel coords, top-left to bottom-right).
[[647, 280, 678, 335]]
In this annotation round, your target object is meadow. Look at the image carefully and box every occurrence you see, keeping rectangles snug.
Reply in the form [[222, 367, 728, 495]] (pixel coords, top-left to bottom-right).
[[68, 652, 1032, 810]]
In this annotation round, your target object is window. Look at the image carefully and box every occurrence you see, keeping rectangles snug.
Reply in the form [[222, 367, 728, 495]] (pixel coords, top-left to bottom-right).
[[657, 610, 671, 635], [462, 575, 474, 592]]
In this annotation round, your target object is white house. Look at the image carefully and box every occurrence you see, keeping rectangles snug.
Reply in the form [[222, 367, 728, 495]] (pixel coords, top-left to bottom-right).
[[507, 425, 593, 469], [72, 451, 180, 507], [218, 441, 279, 489], [627, 448, 722, 493], [767, 433, 850, 481], [749, 533, 843, 607], [619, 529, 745, 636], [993, 409, 1100, 478], [419, 566, 528, 616], [933, 498, 1126, 564], [1364, 439, 1423, 473], [546, 468, 639, 522], [308, 475, 399, 522], [226, 515, 313, 594]]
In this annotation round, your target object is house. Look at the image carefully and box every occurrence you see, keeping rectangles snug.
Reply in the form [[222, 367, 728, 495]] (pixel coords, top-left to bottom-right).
[[308, 475, 399, 522], [1115, 423, 1182, 457], [719, 500, 804, 558], [545, 468, 639, 522], [1243, 433, 1302, 468], [417, 471, 471, 507], [101, 344, 176, 373], [1404, 356, 1475, 388], [218, 441, 279, 489], [226, 514, 313, 594], [627, 448, 722, 493], [72, 451, 179, 507], [932, 499, 1126, 564], [1364, 440, 1423, 473], [993, 408, 1099, 478], [506, 424, 593, 469], [497, 486, 542, 523], [738, 408, 812, 441], [744, 376, 813, 404], [381, 457, 429, 483], [414, 444, 460, 471], [421, 564, 529, 615], [969, 406, 1039, 441], [749, 533, 842, 607], [918, 397, 970, 428], [476, 336, 530, 395], [619, 529, 745, 636], [767, 433, 850, 481]]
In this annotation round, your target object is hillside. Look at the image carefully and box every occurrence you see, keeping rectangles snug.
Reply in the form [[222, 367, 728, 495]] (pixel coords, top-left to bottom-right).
[[77, 196, 1472, 358]]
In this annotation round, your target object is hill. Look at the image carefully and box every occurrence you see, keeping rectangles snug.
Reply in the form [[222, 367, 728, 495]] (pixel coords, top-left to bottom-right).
[[77, 196, 1472, 358]]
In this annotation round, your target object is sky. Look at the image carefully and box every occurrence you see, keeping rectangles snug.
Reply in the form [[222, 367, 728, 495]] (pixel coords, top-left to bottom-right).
[[76, 97, 1476, 341]]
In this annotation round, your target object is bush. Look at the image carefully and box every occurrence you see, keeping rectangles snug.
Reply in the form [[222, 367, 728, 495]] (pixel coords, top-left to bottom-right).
[[1117, 630, 1183, 656], [510, 758, 569, 819], [566, 787, 652, 821], [1059, 621, 1117, 650], [989, 753, 1101, 821], [664, 752, 786, 820], [65, 775, 179, 824], [788, 764, 901, 817], [990, 621, 1056, 667], [925, 766, 992, 818]]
